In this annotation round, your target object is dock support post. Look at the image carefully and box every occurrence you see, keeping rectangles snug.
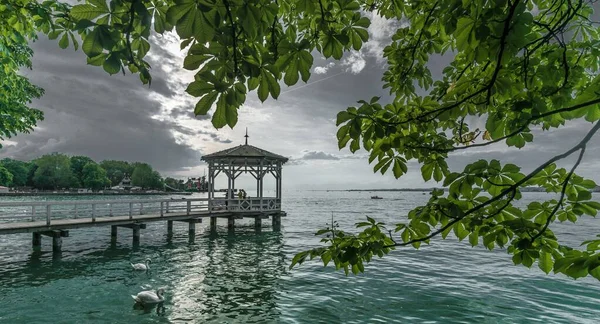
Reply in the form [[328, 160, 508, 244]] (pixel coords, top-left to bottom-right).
[[210, 217, 217, 231], [32, 233, 42, 251], [39, 230, 68, 253], [167, 220, 173, 235], [132, 226, 140, 245], [52, 235, 62, 253], [255, 217, 262, 231], [272, 214, 281, 230], [111, 225, 118, 242], [189, 222, 196, 237], [228, 216, 235, 231]]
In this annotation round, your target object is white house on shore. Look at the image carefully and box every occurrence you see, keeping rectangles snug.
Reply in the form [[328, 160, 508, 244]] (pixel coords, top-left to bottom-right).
[[0, 186, 9, 193]]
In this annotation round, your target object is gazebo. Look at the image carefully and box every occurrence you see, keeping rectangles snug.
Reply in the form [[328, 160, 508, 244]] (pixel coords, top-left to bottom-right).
[[200, 131, 288, 229]]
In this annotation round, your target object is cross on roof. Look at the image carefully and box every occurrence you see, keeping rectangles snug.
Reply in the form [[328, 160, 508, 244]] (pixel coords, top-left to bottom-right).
[[244, 128, 249, 145]]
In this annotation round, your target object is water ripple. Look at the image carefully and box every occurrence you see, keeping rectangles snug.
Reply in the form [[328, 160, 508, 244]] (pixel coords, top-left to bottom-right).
[[0, 192, 599, 323]]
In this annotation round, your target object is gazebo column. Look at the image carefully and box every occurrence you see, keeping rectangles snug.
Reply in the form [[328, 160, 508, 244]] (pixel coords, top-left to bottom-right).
[[259, 161, 264, 210], [208, 163, 215, 211], [256, 176, 260, 199], [226, 163, 232, 210], [278, 164, 283, 208]]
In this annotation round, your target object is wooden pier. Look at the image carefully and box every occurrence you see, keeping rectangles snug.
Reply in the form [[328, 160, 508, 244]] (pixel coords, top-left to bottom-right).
[[0, 197, 285, 252]]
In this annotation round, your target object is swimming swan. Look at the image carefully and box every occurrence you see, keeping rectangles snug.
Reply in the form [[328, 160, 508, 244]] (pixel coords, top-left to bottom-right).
[[131, 288, 165, 305], [131, 259, 151, 271]]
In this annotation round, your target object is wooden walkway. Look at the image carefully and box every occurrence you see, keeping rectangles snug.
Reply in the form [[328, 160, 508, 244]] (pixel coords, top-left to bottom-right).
[[0, 197, 285, 251]]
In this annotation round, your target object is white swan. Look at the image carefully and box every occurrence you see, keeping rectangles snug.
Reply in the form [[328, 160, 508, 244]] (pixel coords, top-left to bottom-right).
[[131, 259, 151, 271], [131, 288, 165, 305]]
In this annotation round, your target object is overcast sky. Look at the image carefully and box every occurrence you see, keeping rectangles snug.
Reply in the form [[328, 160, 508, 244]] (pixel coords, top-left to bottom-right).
[[1, 12, 599, 190]]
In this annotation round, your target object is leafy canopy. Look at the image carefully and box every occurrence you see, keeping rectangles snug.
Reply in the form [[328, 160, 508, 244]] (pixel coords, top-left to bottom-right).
[[131, 162, 162, 189], [5, 0, 600, 280], [0, 158, 29, 187], [0, 165, 13, 187], [82, 162, 110, 190], [32, 153, 77, 189]]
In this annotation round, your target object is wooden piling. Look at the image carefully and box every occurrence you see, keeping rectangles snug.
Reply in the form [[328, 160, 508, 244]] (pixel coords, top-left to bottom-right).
[[272, 214, 281, 230], [188, 222, 196, 237], [32, 233, 41, 251], [210, 217, 217, 231], [38, 230, 68, 253], [52, 235, 62, 253], [228, 216, 235, 231], [167, 220, 173, 235], [132, 226, 140, 244], [111, 225, 118, 241], [254, 217, 262, 230]]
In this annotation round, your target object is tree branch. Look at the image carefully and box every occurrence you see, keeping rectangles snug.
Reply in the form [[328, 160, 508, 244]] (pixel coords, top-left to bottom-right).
[[486, 0, 521, 104], [223, 0, 238, 77], [403, 97, 600, 153], [125, 0, 143, 72], [403, 1, 439, 76], [271, 0, 278, 60], [529, 143, 587, 241], [483, 189, 516, 220], [385, 121, 600, 248]]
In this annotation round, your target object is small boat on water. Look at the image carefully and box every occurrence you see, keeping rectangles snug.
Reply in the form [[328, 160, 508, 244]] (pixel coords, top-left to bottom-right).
[[371, 196, 383, 199]]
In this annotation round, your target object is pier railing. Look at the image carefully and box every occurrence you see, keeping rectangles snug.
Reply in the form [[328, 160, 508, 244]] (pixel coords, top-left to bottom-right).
[[0, 197, 281, 225]]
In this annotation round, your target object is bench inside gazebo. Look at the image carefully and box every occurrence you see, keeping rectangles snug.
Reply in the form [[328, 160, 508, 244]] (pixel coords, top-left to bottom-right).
[[201, 131, 288, 229]]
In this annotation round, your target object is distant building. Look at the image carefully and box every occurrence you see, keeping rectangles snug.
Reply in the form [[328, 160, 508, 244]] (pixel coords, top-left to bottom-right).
[[119, 174, 132, 190], [111, 174, 133, 191], [0, 186, 8, 193], [185, 175, 209, 192]]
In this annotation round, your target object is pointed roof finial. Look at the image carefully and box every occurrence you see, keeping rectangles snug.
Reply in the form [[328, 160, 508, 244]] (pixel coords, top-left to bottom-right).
[[244, 127, 249, 145]]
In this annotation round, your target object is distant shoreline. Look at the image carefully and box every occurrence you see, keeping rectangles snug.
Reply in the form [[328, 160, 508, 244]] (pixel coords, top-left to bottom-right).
[[0, 192, 193, 197], [345, 188, 438, 192], [335, 187, 600, 192]]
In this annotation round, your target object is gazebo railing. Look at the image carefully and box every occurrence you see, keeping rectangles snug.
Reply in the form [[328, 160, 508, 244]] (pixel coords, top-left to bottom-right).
[[210, 197, 281, 212]]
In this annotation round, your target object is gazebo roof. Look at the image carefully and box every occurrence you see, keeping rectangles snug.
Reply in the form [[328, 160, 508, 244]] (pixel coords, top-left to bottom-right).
[[201, 144, 289, 163]]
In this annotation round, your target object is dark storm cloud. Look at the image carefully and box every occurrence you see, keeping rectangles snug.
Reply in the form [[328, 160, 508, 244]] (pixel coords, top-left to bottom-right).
[[1, 37, 201, 172], [195, 129, 232, 143], [168, 105, 211, 120]]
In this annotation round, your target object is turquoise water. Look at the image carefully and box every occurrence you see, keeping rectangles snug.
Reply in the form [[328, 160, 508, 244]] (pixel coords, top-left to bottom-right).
[[0, 191, 599, 323]]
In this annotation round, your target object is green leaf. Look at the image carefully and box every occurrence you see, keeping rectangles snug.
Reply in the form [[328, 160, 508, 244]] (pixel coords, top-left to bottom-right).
[[70, 4, 108, 20], [258, 73, 269, 102], [212, 95, 227, 128], [538, 251, 553, 274], [454, 17, 477, 51], [58, 33, 69, 49], [421, 163, 433, 181], [469, 231, 478, 246], [433, 165, 443, 182], [337, 111, 353, 125], [186, 80, 214, 97], [263, 70, 280, 99], [102, 54, 121, 75], [82, 29, 103, 57], [453, 222, 468, 241], [184, 55, 211, 70], [284, 57, 299, 86], [392, 159, 404, 178], [194, 91, 218, 115], [226, 100, 238, 128]]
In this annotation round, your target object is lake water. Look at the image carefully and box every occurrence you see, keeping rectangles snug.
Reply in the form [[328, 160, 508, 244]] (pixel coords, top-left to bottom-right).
[[0, 191, 599, 323]]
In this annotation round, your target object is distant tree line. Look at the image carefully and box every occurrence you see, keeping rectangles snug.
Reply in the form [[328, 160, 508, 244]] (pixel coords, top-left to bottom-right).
[[0, 153, 186, 191]]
